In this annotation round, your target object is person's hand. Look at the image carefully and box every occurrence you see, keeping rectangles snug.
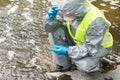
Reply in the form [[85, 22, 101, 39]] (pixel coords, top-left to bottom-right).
[[48, 4, 59, 20], [48, 45, 68, 55]]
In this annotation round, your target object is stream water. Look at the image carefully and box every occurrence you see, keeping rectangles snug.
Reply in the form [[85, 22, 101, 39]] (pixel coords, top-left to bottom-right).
[[0, 0, 119, 80]]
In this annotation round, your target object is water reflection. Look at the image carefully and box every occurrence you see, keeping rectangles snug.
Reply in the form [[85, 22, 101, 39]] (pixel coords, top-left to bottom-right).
[[91, 0, 120, 53]]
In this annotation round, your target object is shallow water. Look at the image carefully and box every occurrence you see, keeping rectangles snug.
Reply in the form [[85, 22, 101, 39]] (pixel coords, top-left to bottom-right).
[[0, 0, 51, 80], [0, 0, 119, 80]]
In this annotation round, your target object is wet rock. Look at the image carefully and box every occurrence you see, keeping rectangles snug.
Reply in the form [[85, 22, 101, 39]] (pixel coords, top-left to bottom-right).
[[104, 77, 113, 80], [58, 74, 72, 80]]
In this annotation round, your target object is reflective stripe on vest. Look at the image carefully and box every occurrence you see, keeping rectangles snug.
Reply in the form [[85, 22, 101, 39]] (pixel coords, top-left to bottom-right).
[[67, 5, 113, 48]]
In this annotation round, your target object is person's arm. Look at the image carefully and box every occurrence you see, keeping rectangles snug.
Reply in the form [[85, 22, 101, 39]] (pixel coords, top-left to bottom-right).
[[43, 15, 59, 32], [43, 4, 64, 32], [68, 17, 109, 59]]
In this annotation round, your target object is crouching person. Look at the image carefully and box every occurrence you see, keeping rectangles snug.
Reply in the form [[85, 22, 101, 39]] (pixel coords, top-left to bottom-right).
[[43, 0, 113, 72]]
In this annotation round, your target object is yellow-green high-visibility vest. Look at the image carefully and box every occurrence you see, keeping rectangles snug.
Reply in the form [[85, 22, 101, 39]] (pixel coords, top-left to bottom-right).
[[67, 5, 113, 48]]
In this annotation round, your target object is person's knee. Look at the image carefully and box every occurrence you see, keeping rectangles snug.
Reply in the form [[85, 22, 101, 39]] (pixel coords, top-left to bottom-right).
[[77, 67, 92, 72], [76, 64, 99, 73]]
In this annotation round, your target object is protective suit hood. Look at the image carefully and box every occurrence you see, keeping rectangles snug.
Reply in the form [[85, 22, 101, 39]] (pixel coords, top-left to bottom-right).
[[60, 0, 91, 17]]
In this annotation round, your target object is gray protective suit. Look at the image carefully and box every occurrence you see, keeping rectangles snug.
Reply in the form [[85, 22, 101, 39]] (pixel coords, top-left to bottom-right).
[[43, 0, 112, 72]]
